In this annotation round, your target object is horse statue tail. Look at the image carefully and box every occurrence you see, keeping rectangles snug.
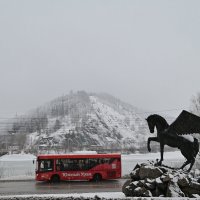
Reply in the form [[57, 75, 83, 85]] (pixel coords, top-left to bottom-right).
[[193, 138, 199, 157]]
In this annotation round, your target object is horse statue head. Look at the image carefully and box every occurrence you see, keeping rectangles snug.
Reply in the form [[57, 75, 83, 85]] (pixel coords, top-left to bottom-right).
[[146, 115, 155, 133], [146, 114, 169, 134]]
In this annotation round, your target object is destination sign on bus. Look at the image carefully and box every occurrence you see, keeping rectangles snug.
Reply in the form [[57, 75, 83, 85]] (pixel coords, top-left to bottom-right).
[[62, 172, 92, 177]]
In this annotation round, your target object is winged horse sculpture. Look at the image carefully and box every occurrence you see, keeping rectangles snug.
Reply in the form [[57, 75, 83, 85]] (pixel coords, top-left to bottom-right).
[[146, 110, 200, 171]]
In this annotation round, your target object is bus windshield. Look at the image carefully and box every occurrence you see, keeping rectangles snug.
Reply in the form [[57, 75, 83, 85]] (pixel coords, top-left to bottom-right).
[[38, 159, 54, 172]]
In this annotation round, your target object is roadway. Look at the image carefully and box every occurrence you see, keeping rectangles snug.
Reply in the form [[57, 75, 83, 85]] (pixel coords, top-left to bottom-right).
[[0, 179, 127, 195]]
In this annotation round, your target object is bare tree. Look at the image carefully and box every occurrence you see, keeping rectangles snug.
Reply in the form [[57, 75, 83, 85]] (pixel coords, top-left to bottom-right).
[[190, 93, 200, 141], [15, 133, 27, 150], [190, 93, 200, 116], [54, 119, 61, 132]]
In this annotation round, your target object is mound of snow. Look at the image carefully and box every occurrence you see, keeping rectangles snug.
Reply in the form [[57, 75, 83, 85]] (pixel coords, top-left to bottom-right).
[[0, 154, 36, 161]]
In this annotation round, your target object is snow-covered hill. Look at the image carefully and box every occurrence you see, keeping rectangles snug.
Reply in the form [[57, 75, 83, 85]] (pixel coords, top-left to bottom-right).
[[6, 91, 155, 153]]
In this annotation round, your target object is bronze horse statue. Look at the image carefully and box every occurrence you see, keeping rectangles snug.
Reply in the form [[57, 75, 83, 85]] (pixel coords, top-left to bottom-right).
[[146, 110, 200, 171]]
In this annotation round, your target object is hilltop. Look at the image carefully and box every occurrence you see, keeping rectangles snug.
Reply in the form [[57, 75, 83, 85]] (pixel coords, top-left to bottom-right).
[[3, 91, 162, 153]]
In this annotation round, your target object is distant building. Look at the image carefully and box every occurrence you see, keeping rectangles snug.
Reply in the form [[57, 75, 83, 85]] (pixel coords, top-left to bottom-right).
[[88, 145, 103, 152], [8, 144, 20, 154], [37, 137, 62, 152]]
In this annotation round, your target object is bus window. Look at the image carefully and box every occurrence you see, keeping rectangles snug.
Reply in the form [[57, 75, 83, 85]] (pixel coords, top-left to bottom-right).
[[109, 158, 116, 164], [82, 159, 89, 170], [39, 159, 53, 172], [88, 158, 100, 169], [56, 159, 86, 171], [72, 159, 79, 170], [56, 159, 65, 171], [59, 158, 73, 171], [77, 159, 88, 170]]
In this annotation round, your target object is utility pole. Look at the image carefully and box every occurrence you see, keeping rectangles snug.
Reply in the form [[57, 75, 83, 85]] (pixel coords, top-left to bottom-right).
[[62, 95, 65, 117]]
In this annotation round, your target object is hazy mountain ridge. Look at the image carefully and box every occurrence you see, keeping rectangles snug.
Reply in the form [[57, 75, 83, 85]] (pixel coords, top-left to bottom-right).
[[5, 91, 151, 153]]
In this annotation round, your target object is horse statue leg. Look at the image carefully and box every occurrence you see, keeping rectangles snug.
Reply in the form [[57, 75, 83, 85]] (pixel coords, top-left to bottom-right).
[[179, 137, 199, 172], [180, 160, 190, 170], [147, 137, 158, 152], [187, 159, 195, 172], [157, 143, 164, 166]]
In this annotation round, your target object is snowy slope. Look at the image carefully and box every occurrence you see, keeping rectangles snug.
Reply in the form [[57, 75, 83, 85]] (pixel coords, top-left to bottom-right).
[[89, 95, 148, 148], [6, 91, 156, 152]]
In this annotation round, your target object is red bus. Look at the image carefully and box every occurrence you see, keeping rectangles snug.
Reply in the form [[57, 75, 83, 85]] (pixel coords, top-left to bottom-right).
[[36, 153, 121, 182]]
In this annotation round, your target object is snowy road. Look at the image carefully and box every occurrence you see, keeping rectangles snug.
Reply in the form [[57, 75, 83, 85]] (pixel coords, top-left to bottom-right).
[[0, 179, 126, 195]]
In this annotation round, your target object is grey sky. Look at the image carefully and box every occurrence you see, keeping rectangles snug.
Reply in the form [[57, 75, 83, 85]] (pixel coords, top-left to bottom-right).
[[0, 0, 200, 118]]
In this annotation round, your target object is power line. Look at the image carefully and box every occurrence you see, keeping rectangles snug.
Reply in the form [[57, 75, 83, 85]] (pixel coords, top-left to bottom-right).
[[134, 108, 182, 115], [0, 108, 183, 120]]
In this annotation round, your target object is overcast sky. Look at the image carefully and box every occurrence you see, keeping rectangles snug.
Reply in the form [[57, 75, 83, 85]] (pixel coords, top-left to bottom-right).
[[0, 0, 200, 118]]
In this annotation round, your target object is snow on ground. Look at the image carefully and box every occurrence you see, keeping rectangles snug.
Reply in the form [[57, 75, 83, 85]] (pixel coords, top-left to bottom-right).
[[0, 192, 194, 199], [0, 175, 34, 181], [0, 153, 36, 161], [121, 151, 185, 177], [122, 150, 183, 161], [0, 192, 125, 199], [0, 154, 36, 180]]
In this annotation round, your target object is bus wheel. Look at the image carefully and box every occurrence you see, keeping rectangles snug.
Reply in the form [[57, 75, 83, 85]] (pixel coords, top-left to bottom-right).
[[51, 175, 60, 183], [93, 173, 102, 182]]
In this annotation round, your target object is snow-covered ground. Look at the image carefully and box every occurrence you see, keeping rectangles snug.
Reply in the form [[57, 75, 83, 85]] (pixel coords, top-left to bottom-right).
[[0, 192, 195, 200], [0, 151, 185, 181], [0, 192, 125, 199], [0, 153, 36, 161], [0, 154, 36, 180], [122, 151, 185, 176]]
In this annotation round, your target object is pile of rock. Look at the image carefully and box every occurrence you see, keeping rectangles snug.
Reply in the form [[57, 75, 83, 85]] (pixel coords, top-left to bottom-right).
[[122, 163, 200, 198]]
